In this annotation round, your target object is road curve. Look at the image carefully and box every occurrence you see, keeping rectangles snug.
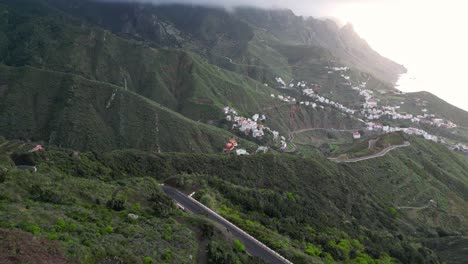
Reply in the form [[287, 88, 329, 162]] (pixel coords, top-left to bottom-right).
[[285, 127, 366, 153], [162, 186, 292, 264], [329, 141, 410, 163]]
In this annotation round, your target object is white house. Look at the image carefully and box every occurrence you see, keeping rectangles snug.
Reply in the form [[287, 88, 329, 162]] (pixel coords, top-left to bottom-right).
[[252, 128, 265, 138], [256, 146, 269, 154], [236, 149, 249, 156], [367, 99, 378, 107], [352, 131, 361, 139], [252, 114, 259, 122]]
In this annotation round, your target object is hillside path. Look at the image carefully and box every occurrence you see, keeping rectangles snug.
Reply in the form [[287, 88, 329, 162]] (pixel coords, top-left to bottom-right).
[[220, 56, 326, 70], [329, 141, 411, 163], [397, 200, 434, 210]]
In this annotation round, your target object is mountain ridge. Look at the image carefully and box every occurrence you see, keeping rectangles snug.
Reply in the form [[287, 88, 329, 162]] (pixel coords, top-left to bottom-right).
[[41, 0, 406, 84], [0, 1, 467, 263]]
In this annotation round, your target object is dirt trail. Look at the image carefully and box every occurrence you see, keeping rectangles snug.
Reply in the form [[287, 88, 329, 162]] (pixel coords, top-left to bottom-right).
[[396, 201, 434, 210], [220, 56, 327, 70]]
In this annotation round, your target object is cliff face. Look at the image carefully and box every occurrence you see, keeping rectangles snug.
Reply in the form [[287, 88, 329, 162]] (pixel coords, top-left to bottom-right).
[[44, 0, 405, 84], [235, 8, 407, 84]]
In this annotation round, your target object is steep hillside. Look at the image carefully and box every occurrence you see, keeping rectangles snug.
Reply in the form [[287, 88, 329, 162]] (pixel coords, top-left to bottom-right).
[[2, 138, 466, 263], [0, 145, 261, 264], [263, 104, 363, 135], [0, 0, 374, 153], [344, 137, 468, 233], [377, 91, 468, 127], [0, 65, 256, 152], [12, 138, 464, 263], [234, 8, 407, 84], [42, 0, 405, 85], [404, 92, 468, 127], [0, 0, 278, 122], [0, 1, 467, 264]]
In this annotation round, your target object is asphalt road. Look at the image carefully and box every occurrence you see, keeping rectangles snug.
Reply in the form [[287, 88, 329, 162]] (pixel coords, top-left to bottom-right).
[[329, 141, 411, 163], [162, 186, 292, 264]]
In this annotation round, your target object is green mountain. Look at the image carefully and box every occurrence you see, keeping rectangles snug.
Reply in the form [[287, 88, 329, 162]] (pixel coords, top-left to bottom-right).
[[0, 65, 261, 152], [0, 0, 467, 264], [41, 0, 406, 85]]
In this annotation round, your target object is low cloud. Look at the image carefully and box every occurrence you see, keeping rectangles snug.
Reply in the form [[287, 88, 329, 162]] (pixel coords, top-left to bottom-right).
[[94, 0, 376, 17]]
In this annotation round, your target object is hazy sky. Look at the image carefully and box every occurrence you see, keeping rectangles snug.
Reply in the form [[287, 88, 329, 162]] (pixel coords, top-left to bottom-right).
[[99, 0, 468, 111]]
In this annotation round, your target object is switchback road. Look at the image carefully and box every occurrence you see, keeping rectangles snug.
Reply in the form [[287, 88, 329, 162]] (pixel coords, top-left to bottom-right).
[[329, 141, 411, 163], [162, 186, 292, 264]]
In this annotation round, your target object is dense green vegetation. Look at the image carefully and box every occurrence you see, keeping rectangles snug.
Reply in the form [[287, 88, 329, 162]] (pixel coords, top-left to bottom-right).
[[2, 136, 465, 263], [0, 1, 467, 264], [331, 132, 408, 159], [0, 143, 266, 264], [0, 64, 261, 153], [0, 0, 277, 119]]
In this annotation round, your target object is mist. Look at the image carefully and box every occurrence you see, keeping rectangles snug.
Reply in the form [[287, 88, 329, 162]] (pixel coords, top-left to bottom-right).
[[94, 0, 354, 18]]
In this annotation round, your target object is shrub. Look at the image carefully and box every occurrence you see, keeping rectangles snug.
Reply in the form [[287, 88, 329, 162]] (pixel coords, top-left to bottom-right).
[[162, 225, 172, 240], [162, 249, 172, 261], [0, 167, 6, 183], [30, 185, 64, 204], [143, 256, 153, 264], [388, 207, 399, 218], [55, 219, 67, 231], [234, 239, 245, 252], [148, 191, 174, 217], [48, 233, 59, 240], [54, 219, 77, 232], [25, 224, 41, 235], [100, 225, 114, 235], [106, 198, 125, 211], [10, 152, 38, 166], [106, 188, 126, 211], [305, 243, 321, 256]]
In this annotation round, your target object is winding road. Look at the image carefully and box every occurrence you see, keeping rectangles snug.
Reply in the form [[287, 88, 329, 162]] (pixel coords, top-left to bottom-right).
[[328, 141, 411, 163], [162, 186, 292, 264], [285, 127, 365, 153]]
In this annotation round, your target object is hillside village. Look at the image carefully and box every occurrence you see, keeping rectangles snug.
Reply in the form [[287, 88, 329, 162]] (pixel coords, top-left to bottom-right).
[[216, 61, 467, 156], [223, 107, 289, 153], [270, 68, 468, 153]]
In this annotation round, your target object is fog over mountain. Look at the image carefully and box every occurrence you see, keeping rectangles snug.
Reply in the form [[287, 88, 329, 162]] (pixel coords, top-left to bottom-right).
[[95, 0, 364, 17]]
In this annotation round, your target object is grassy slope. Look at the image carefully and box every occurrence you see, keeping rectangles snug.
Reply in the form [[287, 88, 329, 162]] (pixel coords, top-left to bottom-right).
[[405, 92, 468, 127], [0, 0, 278, 121], [264, 104, 363, 135], [375, 91, 468, 144], [1, 135, 467, 263], [0, 0, 369, 152], [0, 146, 259, 264], [343, 136, 468, 233], [378, 91, 468, 127], [0, 65, 257, 152], [35, 149, 454, 263], [331, 132, 408, 159]]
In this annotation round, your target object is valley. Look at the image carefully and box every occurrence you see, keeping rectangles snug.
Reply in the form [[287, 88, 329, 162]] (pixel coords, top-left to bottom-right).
[[0, 0, 467, 263]]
